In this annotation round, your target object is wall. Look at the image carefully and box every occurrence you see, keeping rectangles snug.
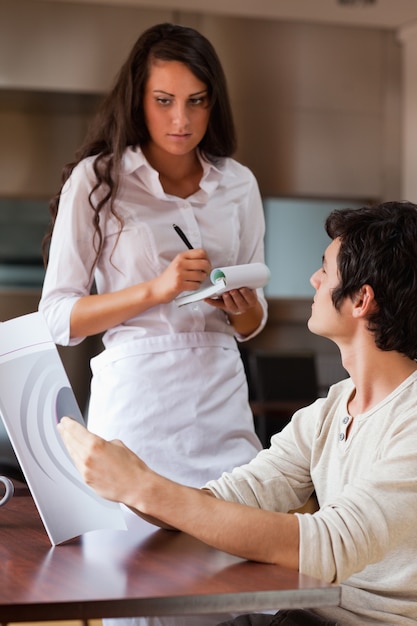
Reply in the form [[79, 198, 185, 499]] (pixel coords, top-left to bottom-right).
[[200, 14, 401, 201], [399, 22, 417, 203]]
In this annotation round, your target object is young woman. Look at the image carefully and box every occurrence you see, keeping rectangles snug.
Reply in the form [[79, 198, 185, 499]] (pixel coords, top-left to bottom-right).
[[40, 20, 267, 557]]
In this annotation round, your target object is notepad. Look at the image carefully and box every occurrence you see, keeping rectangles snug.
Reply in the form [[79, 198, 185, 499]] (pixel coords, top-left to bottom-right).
[[175, 262, 271, 307], [0, 312, 126, 545]]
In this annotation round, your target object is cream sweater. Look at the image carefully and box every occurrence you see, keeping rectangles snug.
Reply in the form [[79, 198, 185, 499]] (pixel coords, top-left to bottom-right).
[[205, 373, 417, 624]]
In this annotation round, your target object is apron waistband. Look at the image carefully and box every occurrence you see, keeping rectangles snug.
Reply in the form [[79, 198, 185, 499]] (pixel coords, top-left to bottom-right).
[[92, 331, 237, 370]]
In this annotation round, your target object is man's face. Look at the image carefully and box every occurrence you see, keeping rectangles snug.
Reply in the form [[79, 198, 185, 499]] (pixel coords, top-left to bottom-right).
[[307, 238, 350, 341]]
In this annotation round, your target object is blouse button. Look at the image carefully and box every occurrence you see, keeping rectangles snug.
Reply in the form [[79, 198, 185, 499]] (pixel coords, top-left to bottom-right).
[[342, 416, 349, 424], [339, 432, 345, 441]]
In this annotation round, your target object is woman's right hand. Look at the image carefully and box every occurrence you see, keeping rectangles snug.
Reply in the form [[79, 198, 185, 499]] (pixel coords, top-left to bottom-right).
[[150, 249, 211, 303], [70, 249, 211, 338]]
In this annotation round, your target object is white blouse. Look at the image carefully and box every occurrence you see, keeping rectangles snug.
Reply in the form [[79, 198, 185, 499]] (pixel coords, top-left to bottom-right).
[[39, 146, 268, 349]]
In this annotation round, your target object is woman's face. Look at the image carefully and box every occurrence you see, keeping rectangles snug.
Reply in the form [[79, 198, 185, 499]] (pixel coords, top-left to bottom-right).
[[143, 59, 211, 158]]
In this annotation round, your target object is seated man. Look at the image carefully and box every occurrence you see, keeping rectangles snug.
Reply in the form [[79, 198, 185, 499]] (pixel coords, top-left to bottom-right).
[[58, 201, 417, 626]]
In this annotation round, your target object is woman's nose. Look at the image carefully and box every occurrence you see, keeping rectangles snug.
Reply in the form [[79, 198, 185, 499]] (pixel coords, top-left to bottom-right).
[[172, 102, 189, 127]]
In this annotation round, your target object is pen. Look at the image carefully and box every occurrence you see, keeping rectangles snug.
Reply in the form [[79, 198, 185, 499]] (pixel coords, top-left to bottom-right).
[[173, 224, 194, 250]]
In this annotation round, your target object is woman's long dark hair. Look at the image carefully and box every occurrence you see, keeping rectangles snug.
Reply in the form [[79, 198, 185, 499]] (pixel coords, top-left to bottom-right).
[[42, 22, 237, 267]]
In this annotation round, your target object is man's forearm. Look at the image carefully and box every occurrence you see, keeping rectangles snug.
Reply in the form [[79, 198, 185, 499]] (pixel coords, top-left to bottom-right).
[[130, 470, 299, 570]]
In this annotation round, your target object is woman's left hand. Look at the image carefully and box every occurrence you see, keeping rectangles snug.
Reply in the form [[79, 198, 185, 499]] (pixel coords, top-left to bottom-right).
[[205, 287, 258, 316], [205, 288, 264, 337]]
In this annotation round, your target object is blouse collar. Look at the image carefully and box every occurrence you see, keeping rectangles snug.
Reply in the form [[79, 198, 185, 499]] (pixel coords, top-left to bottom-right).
[[122, 145, 227, 201]]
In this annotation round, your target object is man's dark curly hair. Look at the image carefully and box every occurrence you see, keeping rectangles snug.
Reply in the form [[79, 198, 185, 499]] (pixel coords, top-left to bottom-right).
[[325, 201, 417, 359]]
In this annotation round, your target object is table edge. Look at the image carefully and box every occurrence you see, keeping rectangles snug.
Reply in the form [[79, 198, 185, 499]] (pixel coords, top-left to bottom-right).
[[1, 587, 341, 622]]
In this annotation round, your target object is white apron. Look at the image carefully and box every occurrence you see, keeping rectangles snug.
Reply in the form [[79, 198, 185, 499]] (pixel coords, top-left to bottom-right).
[[88, 331, 261, 488], [88, 332, 261, 626]]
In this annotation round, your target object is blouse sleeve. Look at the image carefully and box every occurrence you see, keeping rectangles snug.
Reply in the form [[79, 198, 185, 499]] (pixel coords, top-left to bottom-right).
[[39, 161, 99, 346], [234, 168, 268, 342]]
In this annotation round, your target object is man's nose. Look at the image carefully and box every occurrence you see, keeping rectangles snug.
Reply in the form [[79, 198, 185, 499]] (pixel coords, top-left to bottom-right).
[[310, 269, 320, 288]]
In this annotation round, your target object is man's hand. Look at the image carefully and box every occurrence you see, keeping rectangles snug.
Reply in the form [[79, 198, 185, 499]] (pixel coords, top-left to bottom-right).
[[57, 417, 148, 507]]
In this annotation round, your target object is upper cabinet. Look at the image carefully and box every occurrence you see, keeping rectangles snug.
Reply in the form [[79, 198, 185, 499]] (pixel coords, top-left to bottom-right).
[[0, 0, 402, 201]]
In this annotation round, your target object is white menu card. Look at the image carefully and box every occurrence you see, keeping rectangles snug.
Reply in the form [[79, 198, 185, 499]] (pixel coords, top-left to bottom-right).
[[0, 312, 126, 545]]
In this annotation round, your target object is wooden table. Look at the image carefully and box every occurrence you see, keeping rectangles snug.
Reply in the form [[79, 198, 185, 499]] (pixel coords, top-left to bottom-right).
[[0, 484, 340, 622]]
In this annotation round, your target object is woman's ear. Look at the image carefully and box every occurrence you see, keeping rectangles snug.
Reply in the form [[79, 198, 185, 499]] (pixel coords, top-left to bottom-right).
[[352, 284, 377, 318]]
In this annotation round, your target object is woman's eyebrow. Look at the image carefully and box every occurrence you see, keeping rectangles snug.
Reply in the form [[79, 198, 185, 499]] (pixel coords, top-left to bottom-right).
[[152, 89, 208, 97], [152, 89, 175, 96], [189, 89, 208, 96]]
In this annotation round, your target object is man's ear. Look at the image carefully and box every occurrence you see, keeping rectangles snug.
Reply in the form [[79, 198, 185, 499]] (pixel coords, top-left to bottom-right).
[[351, 284, 377, 318]]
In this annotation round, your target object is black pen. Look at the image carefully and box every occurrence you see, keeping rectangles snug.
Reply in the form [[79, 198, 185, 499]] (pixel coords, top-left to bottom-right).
[[173, 224, 194, 250]]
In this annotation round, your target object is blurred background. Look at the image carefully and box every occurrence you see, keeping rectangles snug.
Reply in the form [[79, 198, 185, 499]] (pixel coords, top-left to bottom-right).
[[1, 0, 417, 461]]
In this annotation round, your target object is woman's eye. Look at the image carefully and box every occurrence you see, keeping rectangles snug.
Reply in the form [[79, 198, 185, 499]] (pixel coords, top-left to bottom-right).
[[189, 97, 207, 107], [156, 97, 172, 106], [154, 96, 208, 107]]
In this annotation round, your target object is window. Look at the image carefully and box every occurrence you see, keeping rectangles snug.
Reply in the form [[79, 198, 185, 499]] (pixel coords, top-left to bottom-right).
[[263, 197, 366, 297]]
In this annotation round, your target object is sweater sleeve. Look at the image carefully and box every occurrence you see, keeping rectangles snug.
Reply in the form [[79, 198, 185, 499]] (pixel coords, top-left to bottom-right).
[[205, 400, 321, 512]]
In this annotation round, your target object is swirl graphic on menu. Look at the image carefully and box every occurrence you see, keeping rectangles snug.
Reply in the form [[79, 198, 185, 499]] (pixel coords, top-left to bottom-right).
[[19, 351, 85, 488]]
